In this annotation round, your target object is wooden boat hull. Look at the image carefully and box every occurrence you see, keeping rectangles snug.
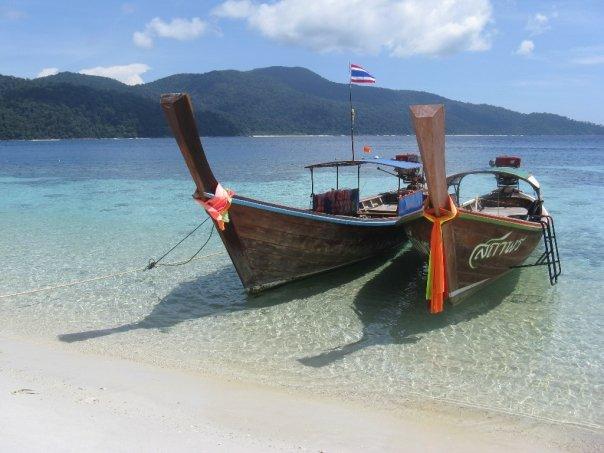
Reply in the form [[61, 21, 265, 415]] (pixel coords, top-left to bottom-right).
[[405, 209, 543, 303], [213, 194, 419, 293], [160, 92, 424, 294]]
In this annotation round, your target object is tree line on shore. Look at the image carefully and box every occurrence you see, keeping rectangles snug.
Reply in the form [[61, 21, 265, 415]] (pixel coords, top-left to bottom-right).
[[1, 66, 602, 140]]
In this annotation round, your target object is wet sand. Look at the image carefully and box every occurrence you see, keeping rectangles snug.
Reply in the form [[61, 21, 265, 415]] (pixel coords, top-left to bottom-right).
[[1, 335, 600, 452]]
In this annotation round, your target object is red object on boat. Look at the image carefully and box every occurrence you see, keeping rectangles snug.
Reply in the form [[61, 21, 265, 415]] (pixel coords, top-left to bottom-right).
[[395, 153, 420, 163], [495, 156, 521, 168], [196, 183, 234, 231]]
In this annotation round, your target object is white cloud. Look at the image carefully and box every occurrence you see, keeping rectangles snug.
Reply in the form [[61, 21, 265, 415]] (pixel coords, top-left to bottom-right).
[[572, 55, 604, 65], [213, 0, 492, 57], [133, 31, 153, 48], [36, 67, 59, 78], [78, 63, 150, 85], [515, 40, 534, 56], [526, 11, 557, 36], [214, 0, 255, 18], [133, 17, 208, 48]]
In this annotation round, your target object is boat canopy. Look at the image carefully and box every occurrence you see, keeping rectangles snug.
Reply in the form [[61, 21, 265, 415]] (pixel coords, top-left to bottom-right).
[[446, 168, 541, 192], [305, 159, 422, 171]]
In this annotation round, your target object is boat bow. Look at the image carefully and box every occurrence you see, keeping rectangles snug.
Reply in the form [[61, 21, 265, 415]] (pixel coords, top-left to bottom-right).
[[161, 93, 218, 197]]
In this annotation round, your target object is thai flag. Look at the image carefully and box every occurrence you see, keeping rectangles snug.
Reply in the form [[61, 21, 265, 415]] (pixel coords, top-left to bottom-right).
[[350, 64, 376, 85]]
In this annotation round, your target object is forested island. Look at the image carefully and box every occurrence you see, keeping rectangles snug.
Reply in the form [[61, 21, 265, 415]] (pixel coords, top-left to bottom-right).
[[1, 66, 602, 139]]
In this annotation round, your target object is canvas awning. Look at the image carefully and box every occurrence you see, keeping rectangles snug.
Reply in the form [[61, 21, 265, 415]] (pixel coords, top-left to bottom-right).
[[305, 158, 421, 171]]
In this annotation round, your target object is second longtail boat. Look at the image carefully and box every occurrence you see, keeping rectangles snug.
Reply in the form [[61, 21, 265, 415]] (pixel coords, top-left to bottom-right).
[[404, 104, 561, 311]]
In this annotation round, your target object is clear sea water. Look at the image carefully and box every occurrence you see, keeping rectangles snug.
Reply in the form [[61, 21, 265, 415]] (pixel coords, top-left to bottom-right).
[[1, 135, 602, 428]]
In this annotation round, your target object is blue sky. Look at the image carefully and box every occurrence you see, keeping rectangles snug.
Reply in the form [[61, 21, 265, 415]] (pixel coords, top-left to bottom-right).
[[1, 0, 603, 124]]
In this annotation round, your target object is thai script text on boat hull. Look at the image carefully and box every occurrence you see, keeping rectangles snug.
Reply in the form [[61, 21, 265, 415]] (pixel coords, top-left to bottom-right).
[[469, 232, 527, 269]]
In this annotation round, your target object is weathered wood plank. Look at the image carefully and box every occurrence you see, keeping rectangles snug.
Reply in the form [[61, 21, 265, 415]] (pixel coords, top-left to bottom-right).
[[409, 104, 458, 294], [161, 93, 218, 195]]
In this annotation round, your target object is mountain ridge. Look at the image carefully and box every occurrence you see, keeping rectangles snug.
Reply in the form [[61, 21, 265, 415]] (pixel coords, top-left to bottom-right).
[[0, 66, 602, 140]]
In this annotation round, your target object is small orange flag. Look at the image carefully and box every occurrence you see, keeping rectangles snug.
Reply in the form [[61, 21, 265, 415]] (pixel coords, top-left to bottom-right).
[[363, 145, 372, 154]]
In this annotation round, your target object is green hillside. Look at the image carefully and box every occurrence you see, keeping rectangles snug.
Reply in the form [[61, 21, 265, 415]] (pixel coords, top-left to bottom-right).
[[0, 67, 602, 139]]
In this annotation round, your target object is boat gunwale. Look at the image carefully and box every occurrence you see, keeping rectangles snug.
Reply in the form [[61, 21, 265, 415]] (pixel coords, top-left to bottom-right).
[[457, 207, 543, 231], [200, 192, 543, 230], [201, 191, 424, 227]]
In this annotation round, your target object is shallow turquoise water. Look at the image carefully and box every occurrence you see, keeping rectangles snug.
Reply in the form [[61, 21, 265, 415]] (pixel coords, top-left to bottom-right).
[[0, 136, 602, 427]]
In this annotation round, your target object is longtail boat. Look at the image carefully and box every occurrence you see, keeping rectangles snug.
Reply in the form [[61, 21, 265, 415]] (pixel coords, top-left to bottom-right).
[[405, 104, 561, 311], [160, 93, 426, 293]]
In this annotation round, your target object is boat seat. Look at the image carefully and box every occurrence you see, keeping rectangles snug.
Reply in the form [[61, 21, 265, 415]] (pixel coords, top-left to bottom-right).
[[508, 200, 543, 221], [480, 206, 528, 218], [360, 204, 399, 217], [359, 196, 383, 209]]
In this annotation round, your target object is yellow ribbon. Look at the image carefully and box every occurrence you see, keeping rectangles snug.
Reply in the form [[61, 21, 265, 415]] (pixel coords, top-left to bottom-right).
[[422, 195, 458, 313]]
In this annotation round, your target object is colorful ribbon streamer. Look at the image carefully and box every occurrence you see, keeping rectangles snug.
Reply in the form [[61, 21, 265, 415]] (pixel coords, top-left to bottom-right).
[[423, 195, 458, 313], [196, 183, 235, 231]]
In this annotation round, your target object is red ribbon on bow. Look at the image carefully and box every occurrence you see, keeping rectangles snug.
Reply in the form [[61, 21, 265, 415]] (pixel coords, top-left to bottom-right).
[[196, 184, 235, 231]]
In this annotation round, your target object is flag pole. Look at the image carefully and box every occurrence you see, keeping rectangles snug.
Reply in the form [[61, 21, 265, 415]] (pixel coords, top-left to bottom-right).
[[348, 62, 355, 161]]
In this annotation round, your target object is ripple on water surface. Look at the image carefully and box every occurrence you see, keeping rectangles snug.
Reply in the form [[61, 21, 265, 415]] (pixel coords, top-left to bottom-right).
[[0, 135, 602, 429]]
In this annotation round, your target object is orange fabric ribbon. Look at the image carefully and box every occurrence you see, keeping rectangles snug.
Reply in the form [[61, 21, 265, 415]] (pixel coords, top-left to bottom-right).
[[423, 195, 458, 313], [196, 183, 235, 231]]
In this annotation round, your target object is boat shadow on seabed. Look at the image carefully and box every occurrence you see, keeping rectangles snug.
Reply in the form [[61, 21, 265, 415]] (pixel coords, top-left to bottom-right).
[[57, 252, 394, 344], [298, 250, 521, 368]]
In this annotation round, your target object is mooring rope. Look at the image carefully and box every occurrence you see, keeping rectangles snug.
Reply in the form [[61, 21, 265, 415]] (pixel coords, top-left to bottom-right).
[[0, 251, 225, 300], [149, 225, 214, 268], [0, 219, 224, 300], [145, 217, 210, 270], [0, 267, 144, 299]]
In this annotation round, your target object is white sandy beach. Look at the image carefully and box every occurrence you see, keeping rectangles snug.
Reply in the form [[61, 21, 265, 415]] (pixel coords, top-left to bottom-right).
[[0, 335, 600, 452]]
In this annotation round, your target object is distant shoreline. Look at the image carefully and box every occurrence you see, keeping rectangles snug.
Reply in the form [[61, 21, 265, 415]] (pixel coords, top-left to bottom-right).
[[3, 133, 604, 142]]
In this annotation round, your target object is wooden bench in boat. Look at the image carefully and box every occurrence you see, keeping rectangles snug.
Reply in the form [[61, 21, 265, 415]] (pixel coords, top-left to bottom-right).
[[461, 191, 540, 220], [359, 195, 398, 217], [359, 203, 399, 217], [479, 206, 528, 217], [358, 191, 424, 218]]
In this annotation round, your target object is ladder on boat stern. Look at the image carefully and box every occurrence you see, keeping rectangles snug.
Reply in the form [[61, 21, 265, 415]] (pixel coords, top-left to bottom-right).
[[514, 215, 562, 285]]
